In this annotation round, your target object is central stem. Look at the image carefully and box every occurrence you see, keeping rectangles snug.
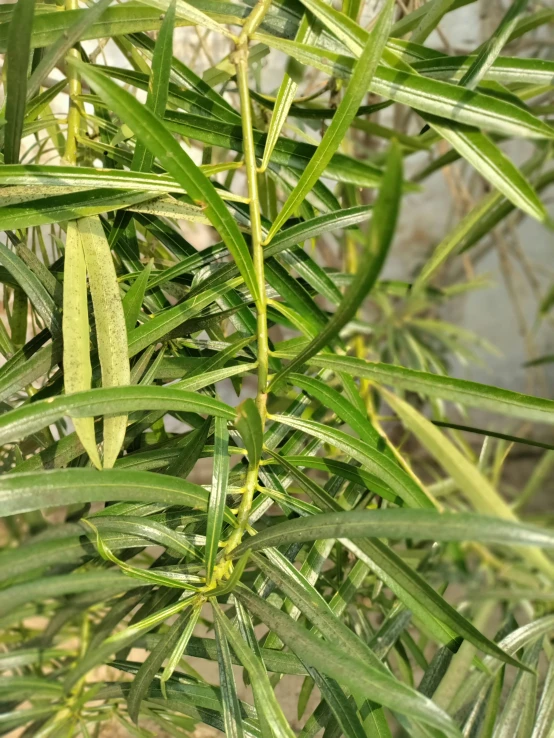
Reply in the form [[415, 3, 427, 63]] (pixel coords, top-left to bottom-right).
[[214, 3, 272, 573], [234, 45, 268, 418]]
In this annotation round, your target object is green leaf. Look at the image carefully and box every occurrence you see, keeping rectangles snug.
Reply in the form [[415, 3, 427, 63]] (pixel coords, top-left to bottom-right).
[[381, 388, 554, 577], [264, 451, 399, 504], [234, 585, 461, 738], [213, 605, 246, 738], [268, 413, 434, 509], [285, 374, 384, 448], [254, 34, 554, 141], [390, 0, 474, 37], [0, 4, 191, 52], [232, 509, 554, 557], [274, 353, 554, 425], [3, 0, 35, 164], [205, 415, 230, 583], [0, 570, 150, 617], [410, 0, 457, 44], [73, 60, 260, 306], [411, 55, 554, 87], [65, 594, 196, 692], [342, 537, 526, 670], [166, 418, 211, 479], [211, 602, 297, 738], [261, 452, 527, 671], [0, 385, 234, 446], [458, 0, 529, 90], [122, 259, 153, 332], [26, 0, 113, 99], [160, 601, 202, 696], [266, 0, 394, 240], [63, 221, 101, 470], [432, 421, 554, 452], [141, 632, 307, 676], [125, 0, 176, 222], [423, 117, 547, 223], [163, 110, 385, 189], [0, 468, 218, 518], [532, 654, 554, 738], [0, 240, 61, 337], [138, 0, 235, 39], [260, 14, 317, 172], [0, 164, 236, 199], [127, 608, 193, 723], [270, 140, 401, 388], [127, 277, 242, 356], [16, 244, 62, 304], [235, 398, 263, 469]]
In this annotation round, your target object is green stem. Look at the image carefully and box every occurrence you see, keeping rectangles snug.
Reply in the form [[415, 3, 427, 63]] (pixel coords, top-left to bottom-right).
[[235, 48, 269, 414], [213, 0, 272, 576]]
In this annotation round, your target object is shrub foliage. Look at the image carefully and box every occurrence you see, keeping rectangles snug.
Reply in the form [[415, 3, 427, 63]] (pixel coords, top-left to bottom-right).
[[0, 0, 553, 736]]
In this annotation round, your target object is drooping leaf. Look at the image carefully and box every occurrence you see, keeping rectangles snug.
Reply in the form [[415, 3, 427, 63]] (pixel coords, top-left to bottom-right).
[[63, 221, 101, 469], [78, 215, 130, 467], [73, 59, 261, 305]]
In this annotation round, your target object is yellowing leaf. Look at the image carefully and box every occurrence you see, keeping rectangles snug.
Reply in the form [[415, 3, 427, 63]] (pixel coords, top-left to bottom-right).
[[78, 215, 130, 468], [62, 221, 101, 469]]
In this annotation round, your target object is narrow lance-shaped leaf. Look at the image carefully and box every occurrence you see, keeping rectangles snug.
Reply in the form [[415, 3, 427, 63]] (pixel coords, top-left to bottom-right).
[[63, 221, 101, 469], [127, 608, 193, 723], [265, 0, 395, 241], [206, 416, 230, 583], [122, 259, 153, 332], [532, 653, 554, 738], [72, 60, 260, 305], [3, 0, 35, 163], [287, 373, 386, 449], [110, 0, 176, 247], [380, 46, 547, 224], [213, 605, 245, 738], [160, 601, 202, 697], [235, 398, 263, 469], [253, 33, 554, 141], [0, 241, 61, 338], [0, 385, 234, 447], [82, 518, 200, 590], [0, 468, 218, 518], [271, 140, 401, 389], [459, 0, 529, 90], [166, 418, 211, 479], [410, 0, 457, 44], [139, 0, 236, 39], [26, 0, 113, 100], [231, 509, 554, 557], [135, 0, 175, 173], [260, 13, 317, 172], [420, 116, 547, 224], [268, 412, 434, 509], [234, 585, 461, 738], [381, 388, 554, 578], [16, 244, 62, 304], [276, 353, 554, 426], [78, 215, 130, 468], [211, 602, 297, 738]]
